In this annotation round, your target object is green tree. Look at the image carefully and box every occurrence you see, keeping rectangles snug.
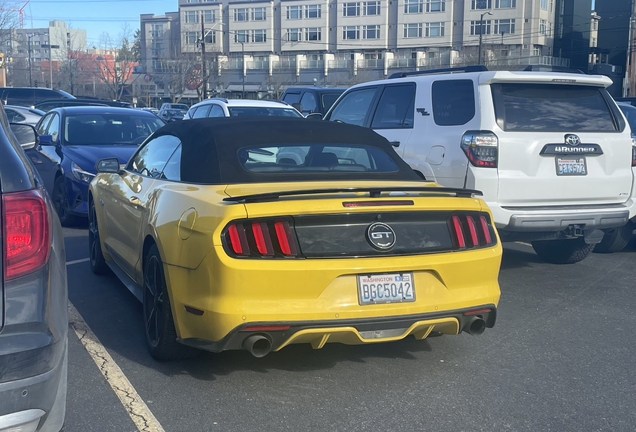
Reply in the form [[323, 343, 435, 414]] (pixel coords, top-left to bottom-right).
[[131, 29, 141, 63]]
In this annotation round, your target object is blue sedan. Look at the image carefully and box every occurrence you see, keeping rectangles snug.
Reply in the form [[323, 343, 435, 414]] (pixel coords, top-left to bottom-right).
[[28, 106, 165, 225]]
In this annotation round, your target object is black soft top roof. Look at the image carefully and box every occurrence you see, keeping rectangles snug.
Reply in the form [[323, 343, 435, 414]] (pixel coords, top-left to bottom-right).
[[152, 117, 421, 184]]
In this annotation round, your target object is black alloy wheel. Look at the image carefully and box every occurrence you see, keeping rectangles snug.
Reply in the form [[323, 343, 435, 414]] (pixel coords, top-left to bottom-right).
[[143, 244, 194, 361], [52, 176, 76, 226], [88, 200, 109, 275]]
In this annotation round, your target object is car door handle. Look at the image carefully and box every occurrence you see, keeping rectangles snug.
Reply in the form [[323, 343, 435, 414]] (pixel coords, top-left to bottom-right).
[[390, 141, 400, 148], [129, 196, 142, 206]]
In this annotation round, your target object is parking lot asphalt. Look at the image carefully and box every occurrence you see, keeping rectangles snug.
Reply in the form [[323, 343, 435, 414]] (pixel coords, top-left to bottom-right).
[[62, 226, 636, 432]]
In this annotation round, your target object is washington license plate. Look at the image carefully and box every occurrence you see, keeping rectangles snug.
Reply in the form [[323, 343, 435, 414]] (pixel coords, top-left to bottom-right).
[[357, 273, 415, 305], [556, 157, 587, 176]]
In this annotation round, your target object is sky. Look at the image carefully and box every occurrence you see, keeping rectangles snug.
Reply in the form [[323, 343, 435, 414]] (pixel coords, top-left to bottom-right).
[[26, 0, 176, 47]]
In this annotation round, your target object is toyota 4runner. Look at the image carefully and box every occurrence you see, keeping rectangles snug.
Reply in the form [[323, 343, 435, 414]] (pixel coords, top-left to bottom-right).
[[325, 66, 636, 264]]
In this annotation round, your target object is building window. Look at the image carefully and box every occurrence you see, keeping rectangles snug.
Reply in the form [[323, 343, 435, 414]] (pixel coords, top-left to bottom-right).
[[592, 20, 597, 30], [540, 0, 547, 9], [426, 0, 445, 12], [533, 45, 541, 56], [204, 32, 215, 43], [151, 24, 163, 38], [539, 19, 546, 35], [287, 28, 302, 41], [470, 20, 491, 35], [252, 29, 266, 43], [404, 0, 423, 13], [343, 26, 360, 40], [590, 37, 596, 47], [185, 10, 199, 23], [364, 1, 380, 15], [252, 7, 266, 21], [494, 18, 515, 34], [425, 22, 444, 37], [343, 2, 361, 16], [235, 30, 249, 43], [185, 31, 198, 44], [204, 10, 215, 22], [305, 27, 322, 41], [403, 23, 423, 38], [363, 25, 380, 39], [234, 8, 249, 21], [305, 4, 321, 18], [495, 0, 515, 8], [471, 0, 492, 9], [286, 5, 302, 19]]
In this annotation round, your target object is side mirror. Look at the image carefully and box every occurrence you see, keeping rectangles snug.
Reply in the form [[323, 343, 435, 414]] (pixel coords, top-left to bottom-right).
[[291, 103, 302, 112], [96, 157, 120, 174], [10, 123, 37, 150], [38, 134, 55, 146], [306, 113, 323, 121]]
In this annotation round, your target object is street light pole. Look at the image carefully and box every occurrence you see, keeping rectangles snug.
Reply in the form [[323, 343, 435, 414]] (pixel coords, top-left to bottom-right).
[[240, 40, 245, 99], [27, 33, 35, 87], [41, 35, 60, 88], [478, 11, 492, 65], [200, 12, 208, 99]]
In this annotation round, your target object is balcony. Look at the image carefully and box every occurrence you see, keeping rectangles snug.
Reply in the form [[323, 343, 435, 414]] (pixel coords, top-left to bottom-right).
[[327, 59, 353, 69], [298, 60, 324, 69]]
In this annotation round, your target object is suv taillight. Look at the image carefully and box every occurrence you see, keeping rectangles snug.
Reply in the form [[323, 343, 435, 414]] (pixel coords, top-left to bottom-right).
[[2, 188, 51, 281], [632, 138, 636, 167], [461, 131, 498, 168], [223, 218, 299, 258]]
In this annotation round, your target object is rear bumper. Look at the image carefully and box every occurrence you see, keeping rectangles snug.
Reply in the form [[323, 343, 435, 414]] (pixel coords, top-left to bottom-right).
[[180, 305, 497, 353], [489, 203, 632, 233]]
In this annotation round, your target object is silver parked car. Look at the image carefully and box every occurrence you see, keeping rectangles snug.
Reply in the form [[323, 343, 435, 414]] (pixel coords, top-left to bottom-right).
[[0, 105, 67, 431], [4, 105, 45, 126]]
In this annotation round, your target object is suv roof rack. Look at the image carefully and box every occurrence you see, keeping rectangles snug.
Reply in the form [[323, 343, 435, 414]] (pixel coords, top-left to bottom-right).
[[388, 65, 489, 79], [206, 97, 229, 103]]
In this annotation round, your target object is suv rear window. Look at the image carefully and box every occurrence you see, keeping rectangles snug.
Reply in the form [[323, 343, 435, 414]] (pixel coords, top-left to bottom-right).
[[492, 84, 618, 132]]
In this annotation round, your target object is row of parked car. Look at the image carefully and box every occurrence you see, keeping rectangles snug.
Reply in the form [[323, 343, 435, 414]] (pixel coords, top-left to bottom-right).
[[1, 66, 635, 432]]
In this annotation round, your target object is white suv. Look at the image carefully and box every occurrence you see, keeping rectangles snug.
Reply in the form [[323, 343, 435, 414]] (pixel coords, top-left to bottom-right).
[[184, 98, 302, 119], [325, 66, 636, 264]]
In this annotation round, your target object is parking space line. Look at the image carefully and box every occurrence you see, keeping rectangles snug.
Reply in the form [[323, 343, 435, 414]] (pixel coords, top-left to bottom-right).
[[68, 301, 166, 432], [66, 257, 90, 266]]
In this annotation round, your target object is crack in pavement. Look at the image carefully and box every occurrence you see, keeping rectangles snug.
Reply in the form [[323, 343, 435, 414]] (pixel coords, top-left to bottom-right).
[[68, 301, 165, 432]]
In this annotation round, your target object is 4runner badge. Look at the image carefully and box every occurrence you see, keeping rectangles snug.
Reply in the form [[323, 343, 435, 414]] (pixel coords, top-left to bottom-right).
[[564, 134, 581, 146]]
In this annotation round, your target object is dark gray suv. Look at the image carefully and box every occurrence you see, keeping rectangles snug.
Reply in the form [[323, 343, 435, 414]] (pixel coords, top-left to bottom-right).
[[0, 105, 67, 430]]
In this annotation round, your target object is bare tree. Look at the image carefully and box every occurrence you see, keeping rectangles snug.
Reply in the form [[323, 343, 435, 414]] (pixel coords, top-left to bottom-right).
[[90, 29, 137, 100]]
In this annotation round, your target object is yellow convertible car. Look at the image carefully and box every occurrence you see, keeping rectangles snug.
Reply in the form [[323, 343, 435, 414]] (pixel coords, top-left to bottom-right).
[[88, 118, 501, 360]]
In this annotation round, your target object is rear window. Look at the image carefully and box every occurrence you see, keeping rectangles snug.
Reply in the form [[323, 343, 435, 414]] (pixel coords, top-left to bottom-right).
[[321, 93, 341, 112], [239, 143, 399, 174], [492, 84, 617, 132], [228, 107, 302, 117]]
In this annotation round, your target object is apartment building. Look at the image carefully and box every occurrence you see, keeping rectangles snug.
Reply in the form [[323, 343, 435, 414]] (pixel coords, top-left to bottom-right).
[[139, 0, 565, 97]]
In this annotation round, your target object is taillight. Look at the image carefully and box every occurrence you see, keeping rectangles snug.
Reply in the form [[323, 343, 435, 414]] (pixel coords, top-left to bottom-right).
[[224, 218, 299, 258], [461, 131, 498, 168], [450, 213, 496, 249], [2, 188, 50, 281], [631, 137, 636, 167]]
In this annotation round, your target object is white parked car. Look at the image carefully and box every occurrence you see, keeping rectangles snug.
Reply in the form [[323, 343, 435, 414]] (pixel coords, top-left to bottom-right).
[[183, 98, 303, 119], [325, 66, 636, 263]]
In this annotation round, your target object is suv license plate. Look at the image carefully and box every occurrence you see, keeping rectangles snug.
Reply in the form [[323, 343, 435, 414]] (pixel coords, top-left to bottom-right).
[[357, 273, 415, 305], [556, 157, 587, 176]]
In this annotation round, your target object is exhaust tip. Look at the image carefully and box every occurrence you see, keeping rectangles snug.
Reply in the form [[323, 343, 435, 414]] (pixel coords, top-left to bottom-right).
[[242, 334, 272, 358], [463, 316, 486, 336]]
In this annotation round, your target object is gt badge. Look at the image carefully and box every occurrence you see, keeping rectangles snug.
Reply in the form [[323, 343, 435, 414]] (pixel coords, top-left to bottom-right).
[[366, 222, 396, 250]]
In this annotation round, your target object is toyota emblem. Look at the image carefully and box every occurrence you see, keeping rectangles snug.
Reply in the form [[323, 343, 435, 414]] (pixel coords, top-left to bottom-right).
[[366, 222, 396, 250], [564, 134, 581, 146]]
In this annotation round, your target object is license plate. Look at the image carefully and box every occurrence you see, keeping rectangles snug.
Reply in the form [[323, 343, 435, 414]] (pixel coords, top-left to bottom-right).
[[556, 157, 587, 176], [357, 273, 415, 305]]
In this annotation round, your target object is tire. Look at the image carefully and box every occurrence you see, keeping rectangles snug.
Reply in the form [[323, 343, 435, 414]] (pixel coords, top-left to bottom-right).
[[52, 176, 77, 226], [531, 238, 595, 264], [88, 199, 109, 275], [143, 244, 194, 361], [593, 222, 635, 254]]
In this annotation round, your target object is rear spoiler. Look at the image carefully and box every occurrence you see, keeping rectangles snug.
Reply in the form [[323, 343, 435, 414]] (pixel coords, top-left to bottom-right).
[[223, 186, 483, 204]]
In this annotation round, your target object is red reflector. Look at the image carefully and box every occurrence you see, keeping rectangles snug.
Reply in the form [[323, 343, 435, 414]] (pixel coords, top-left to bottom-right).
[[274, 221, 297, 256], [184, 305, 205, 316], [466, 215, 479, 247], [3, 189, 50, 281], [252, 222, 273, 256], [451, 215, 466, 249], [342, 200, 414, 207], [464, 308, 491, 316], [479, 215, 492, 244], [242, 325, 291, 332]]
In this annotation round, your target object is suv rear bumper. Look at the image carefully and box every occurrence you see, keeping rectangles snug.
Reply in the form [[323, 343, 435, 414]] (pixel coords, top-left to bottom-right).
[[489, 203, 632, 233]]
